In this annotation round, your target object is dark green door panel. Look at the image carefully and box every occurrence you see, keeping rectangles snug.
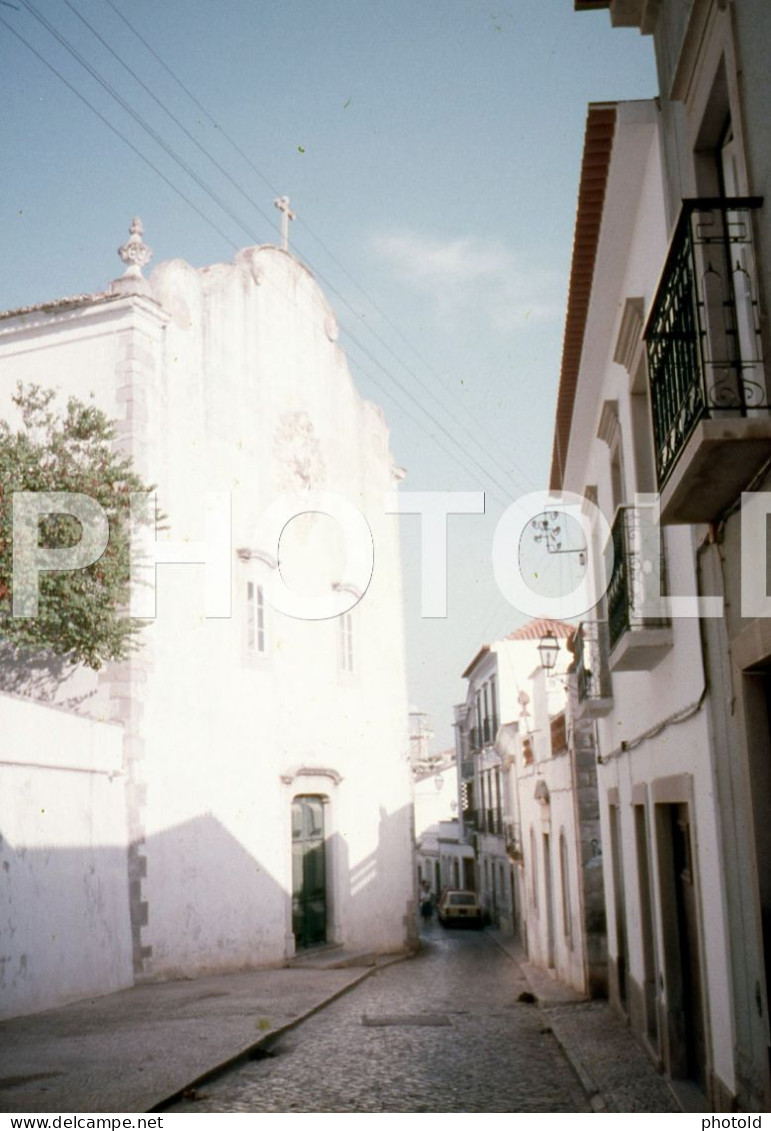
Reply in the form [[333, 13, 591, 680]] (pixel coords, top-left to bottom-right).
[[292, 796, 327, 948]]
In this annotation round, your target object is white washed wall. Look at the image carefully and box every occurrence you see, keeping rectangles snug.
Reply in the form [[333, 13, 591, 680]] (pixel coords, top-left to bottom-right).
[[0, 694, 131, 1018], [0, 243, 415, 982]]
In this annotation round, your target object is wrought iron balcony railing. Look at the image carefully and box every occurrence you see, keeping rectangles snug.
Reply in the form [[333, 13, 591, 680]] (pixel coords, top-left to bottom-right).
[[573, 620, 612, 707], [477, 808, 502, 836], [461, 785, 475, 829], [504, 821, 522, 860], [606, 506, 670, 655], [645, 198, 766, 491]]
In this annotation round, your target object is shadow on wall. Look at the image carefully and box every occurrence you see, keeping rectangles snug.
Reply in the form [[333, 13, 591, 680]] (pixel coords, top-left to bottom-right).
[[0, 812, 293, 1019], [336, 804, 418, 954], [0, 643, 100, 713], [1, 801, 417, 1019], [145, 803, 418, 970], [138, 812, 292, 980], [0, 827, 134, 1021]]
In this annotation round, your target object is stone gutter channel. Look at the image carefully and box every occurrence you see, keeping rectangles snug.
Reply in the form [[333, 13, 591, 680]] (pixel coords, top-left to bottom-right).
[[150, 962, 381, 1112], [1, 937, 683, 1113], [0, 951, 402, 1115]]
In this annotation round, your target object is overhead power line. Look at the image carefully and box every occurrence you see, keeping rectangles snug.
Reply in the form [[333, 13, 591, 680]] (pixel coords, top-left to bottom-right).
[[62, 0, 280, 239], [11, 0, 538, 503], [20, 0, 265, 246], [0, 13, 238, 249], [101, 0, 534, 491], [93, 0, 540, 500]]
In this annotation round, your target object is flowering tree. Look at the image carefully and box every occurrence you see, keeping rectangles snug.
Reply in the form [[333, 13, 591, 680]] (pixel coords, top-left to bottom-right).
[[0, 384, 152, 669]]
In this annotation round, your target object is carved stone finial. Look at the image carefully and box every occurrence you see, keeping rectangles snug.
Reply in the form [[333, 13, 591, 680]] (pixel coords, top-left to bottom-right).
[[118, 217, 152, 278]]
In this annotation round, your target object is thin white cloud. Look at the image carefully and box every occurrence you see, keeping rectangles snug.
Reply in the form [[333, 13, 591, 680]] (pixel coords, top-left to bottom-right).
[[373, 232, 514, 282], [371, 229, 562, 332]]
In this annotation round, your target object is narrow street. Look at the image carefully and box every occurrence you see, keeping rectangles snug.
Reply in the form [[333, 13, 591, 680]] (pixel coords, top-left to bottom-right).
[[166, 926, 590, 1114]]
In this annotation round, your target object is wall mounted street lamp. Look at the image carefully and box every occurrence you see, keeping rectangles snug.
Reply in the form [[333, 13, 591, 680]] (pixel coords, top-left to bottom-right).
[[530, 511, 587, 566], [537, 631, 560, 674]]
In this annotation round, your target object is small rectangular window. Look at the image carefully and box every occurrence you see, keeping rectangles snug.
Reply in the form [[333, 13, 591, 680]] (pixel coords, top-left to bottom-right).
[[247, 581, 266, 654], [340, 611, 354, 672], [490, 674, 498, 734]]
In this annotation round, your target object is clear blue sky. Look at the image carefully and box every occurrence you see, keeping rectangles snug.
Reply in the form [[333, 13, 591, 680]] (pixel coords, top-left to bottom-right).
[[0, 1, 657, 749]]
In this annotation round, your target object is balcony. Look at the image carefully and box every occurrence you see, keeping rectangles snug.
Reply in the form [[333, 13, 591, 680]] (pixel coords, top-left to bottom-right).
[[645, 198, 771, 523], [475, 808, 503, 837], [572, 620, 613, 717], [606, 506, 672, 671], [504, 821, 522, 861], [477, 716, 497, 747], [461, 783, 476, 830]]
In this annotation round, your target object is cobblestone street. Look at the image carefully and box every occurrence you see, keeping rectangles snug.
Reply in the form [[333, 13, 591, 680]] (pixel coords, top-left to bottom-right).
[[166, 925, 590, 1114]]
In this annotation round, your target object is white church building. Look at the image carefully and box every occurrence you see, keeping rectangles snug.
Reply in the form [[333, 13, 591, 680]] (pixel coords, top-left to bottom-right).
[[0, 219, 416, 1018]]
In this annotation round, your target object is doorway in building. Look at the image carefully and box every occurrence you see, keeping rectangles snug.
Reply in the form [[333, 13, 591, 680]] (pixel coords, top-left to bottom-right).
[[743, 671, 771, 1058], [634, 802, 659, 1051], [609, 802, 628, 1008], [291, 795, 327, 949], [543, 832, 555, 968], [463, 857, 475, 891], [658, 802, 707, 1092]]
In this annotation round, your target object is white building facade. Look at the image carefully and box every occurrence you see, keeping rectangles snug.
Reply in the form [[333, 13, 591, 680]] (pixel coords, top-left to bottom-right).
[[550, 76, 768, 1106], [0, 227, 416, 1014], [456, 641, 512, 929], [570, 0, 771, 1109], [508, 624, 606, 998], [455, 619, 605, 996], [414, 750, 466, 899]]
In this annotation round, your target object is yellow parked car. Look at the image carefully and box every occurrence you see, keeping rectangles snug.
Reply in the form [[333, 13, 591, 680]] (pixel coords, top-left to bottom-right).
[[437, 889, 483, 928]]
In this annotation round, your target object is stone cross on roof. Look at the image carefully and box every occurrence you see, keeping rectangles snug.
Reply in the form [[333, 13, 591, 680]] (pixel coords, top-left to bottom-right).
[[273, 195, 296, 252]]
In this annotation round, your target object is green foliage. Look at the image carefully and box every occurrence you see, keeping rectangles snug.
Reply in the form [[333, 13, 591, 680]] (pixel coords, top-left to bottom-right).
[[0, 383, 152, 669]]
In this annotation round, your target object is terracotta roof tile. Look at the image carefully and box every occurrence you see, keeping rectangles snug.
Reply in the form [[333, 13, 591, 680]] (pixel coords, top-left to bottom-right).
[[505, 617, 575, 642], [550, 103, 617, 491]]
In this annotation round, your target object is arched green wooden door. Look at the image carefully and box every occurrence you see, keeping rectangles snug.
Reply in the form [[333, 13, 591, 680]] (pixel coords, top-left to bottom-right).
[[291, 795, 327, 948]]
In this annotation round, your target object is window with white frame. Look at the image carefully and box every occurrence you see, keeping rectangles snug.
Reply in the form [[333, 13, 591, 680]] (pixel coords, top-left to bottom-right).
[[246, 580, 266, 654], [339, 610, 354, 673]]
